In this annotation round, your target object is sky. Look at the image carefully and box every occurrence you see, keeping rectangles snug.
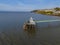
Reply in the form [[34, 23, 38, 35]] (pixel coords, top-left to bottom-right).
[[0, 0, 60, 11]]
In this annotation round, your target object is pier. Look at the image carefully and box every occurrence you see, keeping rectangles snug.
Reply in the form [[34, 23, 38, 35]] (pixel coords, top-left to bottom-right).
[[23, 17, 60, 30]]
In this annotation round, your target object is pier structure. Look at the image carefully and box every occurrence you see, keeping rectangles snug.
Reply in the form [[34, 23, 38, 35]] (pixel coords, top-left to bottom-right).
[[23, 17, 60, 30], [23, 17, 36, 30]]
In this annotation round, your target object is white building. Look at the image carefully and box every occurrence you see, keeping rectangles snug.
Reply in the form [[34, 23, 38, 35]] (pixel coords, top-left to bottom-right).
[[54, 11, 60, 13], [40, 9, 55, 12]]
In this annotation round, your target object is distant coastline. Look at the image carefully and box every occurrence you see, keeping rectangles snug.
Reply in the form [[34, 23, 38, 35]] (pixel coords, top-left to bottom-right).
[[31, 7, 60, 16]]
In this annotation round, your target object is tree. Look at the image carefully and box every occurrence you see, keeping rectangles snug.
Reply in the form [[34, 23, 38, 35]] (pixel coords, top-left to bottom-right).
[[54, 7, 60, 11]]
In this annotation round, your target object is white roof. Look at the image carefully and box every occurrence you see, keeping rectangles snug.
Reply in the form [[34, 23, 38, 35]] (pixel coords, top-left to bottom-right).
[[29, 17, 36, 25]]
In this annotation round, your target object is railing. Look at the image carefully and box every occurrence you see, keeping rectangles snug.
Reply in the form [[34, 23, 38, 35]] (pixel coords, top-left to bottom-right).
[[34, 20, 60, 23]]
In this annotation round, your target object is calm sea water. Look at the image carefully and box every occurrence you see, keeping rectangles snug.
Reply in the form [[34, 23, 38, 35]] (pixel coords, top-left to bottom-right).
[[0, 12, 60, 45]]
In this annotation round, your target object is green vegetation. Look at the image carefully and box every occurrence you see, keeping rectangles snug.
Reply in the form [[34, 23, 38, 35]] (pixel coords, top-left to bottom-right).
[[35, 10, 53, 15], [32, 7, 60, 16], [54, 7, 60, 11]]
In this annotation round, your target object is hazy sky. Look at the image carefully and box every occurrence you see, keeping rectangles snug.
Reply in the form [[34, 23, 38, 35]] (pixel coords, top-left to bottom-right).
[[0, 0, 60, 11]]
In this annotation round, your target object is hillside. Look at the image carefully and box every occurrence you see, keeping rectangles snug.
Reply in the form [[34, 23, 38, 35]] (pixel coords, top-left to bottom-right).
[[32, 7, 60, 16]]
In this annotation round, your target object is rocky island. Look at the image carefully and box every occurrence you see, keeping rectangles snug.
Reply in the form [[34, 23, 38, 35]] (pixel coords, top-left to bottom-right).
[[32, 7, 60, 16]]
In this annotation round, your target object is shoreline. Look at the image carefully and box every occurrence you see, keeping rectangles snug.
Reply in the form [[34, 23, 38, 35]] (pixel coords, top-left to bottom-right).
[[31, 7, 60, 16]]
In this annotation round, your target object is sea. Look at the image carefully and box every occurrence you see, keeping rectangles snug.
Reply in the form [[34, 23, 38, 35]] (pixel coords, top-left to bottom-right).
[[0, 11, 60, 45]]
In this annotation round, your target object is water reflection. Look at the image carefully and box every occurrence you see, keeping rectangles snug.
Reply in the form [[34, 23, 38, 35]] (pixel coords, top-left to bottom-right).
[[24, 27, 36, 38]]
